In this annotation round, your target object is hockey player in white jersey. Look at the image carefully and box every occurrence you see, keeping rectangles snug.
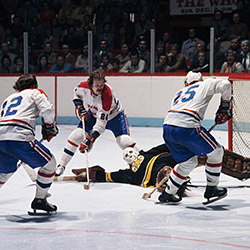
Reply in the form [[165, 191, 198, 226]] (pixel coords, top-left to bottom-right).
[[56, 69, 140, 176], [159, 71, 232, 204], [0, 74, 58, 214]]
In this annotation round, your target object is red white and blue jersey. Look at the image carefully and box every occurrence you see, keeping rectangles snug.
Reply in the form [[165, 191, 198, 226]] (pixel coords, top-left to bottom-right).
[[0, 88, 55, 141], [73, 81, 123, 135], [164, 78, 232, 128]]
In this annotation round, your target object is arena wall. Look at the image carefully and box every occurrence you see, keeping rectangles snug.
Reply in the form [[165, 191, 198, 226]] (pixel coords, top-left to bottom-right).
[[0, 75, 228, 130]]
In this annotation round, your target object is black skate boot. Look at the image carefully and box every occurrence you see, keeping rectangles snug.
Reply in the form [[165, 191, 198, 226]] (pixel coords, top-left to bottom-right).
[[28, 198, 57, 215], [203, 186, 227, 205], [158, 191, 182, 204]]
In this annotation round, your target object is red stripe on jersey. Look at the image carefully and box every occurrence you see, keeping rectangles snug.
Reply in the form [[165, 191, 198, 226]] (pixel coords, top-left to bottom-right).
[[101, 84, 112, 111], [173, 169, 186, 180], [206, 162, 222, 167], [37, 89, 48, 98], [78, 81, 91, 89], [0, 119, 34, 129], [38, 170, 55, 178], [182, 109, 202, 120], [68, 140, 78, 147]]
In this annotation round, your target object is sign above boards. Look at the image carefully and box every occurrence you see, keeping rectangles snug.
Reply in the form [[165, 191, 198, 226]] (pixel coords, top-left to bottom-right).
[[170, 0, 238, 15]]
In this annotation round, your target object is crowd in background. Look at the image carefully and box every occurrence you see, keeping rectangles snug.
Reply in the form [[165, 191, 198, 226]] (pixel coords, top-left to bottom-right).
[[0, 0, 250, 74]]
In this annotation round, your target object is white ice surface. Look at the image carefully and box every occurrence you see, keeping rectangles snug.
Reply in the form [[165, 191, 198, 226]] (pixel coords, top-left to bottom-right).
[[1, 125, 250, 250]]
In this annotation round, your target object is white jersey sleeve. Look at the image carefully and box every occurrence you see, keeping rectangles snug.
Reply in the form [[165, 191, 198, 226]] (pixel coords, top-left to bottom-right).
[[0, 88, 55, 141], [164, 78, 231, 128]]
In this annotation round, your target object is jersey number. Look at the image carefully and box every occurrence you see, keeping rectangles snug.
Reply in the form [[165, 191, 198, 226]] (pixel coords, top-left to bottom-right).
[[173, 85, 199, 105], [1, 96, 23, 117]]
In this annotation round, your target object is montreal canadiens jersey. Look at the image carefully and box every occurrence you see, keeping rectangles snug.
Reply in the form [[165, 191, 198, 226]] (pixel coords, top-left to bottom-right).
[[0, 88, 54, 141], [164, 78, 231, 128], [74, 81, 123, 134]]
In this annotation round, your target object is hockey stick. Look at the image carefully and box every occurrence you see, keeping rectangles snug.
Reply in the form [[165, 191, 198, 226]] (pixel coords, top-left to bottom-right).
[[142, 174, 170, 199], [53, 176, 77, 182], [82, 117, 90, 190], [208, 123, 217, 132]]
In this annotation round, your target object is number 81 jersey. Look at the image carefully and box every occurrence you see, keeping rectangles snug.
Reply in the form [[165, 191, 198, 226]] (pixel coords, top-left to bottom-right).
[[0, 88, 54, 141], [164, 78, 231, 128]]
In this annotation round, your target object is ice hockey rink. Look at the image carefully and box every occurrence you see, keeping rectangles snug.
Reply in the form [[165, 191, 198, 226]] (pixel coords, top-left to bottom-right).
[[1, 125, 250, 250]]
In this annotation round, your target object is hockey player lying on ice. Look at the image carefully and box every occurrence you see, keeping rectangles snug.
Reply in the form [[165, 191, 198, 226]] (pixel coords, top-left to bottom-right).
[[70, 143, 250, 198]]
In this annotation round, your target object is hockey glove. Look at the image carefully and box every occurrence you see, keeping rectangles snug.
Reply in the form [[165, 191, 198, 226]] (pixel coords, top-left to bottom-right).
[[79, 131, 100, 153], [215, 98, 232, 124], [41, 119, 59, 142], [73, 99, 88, 121]]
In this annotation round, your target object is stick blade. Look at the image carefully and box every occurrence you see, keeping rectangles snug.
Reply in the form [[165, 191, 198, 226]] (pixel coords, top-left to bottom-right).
[[84, 184, 90, 190], [142, 193, 151, 199]]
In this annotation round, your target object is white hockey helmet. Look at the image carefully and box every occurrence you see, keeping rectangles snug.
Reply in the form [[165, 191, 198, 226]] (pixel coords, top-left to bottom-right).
[[184, 71, 203, 86], [123, 147, 139, 164]]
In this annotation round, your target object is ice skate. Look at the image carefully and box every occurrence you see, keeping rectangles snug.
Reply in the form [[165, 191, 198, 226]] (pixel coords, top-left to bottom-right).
[[203, 186, 227, 205], [158, 191, 182, 204], [55, 164, 65, 176], [28, 198, 57, 216]]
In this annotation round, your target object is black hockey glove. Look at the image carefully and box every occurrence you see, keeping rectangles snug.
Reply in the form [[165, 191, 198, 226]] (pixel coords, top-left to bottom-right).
[[73, 99, 88, 121], [41, 119, 59, 142], [215, 98, 232, 124]]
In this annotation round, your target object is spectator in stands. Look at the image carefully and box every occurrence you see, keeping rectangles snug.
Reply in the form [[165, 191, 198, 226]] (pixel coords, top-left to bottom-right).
[[28, 46, 38, 68], [120, 50, 146, 73], [0, 42, 17, 65], [39, 42, 57, 65], [162, 31, 172, 54], [155, 53, 170, 72], [114, 25, 132, 50], [155, 41, 165, 62], [235, 0, 250, 28], [15, 0, 38, 27], [28, 26, 43, 50], [229, 11, 248, 40], [189, 50, 209, 73], [72, 0, 93, 25], [10, 56, 35, 74], [97, 22, 115, 50], [106, 58, 121, 73], [10, 16, 26, 43], [167, 44, 187, 72], [57, 0, 74, 29], [98, 54, 112, 72], [212, 10, 231, 43], [226, 35, 242, 60], [60, 25, 80, 50], [49, 54, 73, 73], [1, 27, 18, 54], [191, 41, 206, 66], [206, 41, 225, 71], [181, 28, 201, 62], [61, 43, 76, 68], [239, 40, 250, 71], [220, 49, 244, 73], [29, 16, 45, 40], [134, 12, 154, 40], [36, 55, 52, 73], [43, 28, 59, 50], [39, 1, 55, 28], [115, 43, 130, 68], [0, 55, 12, 73], [75, 43, 88, 72], [94, 39, 113, 67], [115, 10, 135, 45], [136, 37, 150, 71]]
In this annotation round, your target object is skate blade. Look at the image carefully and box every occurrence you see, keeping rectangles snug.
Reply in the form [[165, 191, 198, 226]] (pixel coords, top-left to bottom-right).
[[28, 210, 57, 216], [202, 193, 227, 205]]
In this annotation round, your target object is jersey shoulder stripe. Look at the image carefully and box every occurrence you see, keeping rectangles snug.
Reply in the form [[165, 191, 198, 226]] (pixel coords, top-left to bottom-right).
[[37, 89, 48, 98], [102, 84, 113, 111], [78, 81, 91, 89]]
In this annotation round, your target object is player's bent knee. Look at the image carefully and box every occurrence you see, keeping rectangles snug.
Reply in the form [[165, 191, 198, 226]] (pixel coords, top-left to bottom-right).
[[41, 155, 56, 172], [68, 127, 83, 144], [207, 145, 224, 161], [116, 135, 136, 150]]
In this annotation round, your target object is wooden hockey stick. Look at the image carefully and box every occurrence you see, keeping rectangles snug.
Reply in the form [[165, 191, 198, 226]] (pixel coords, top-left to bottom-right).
[[208, 123, 217, 132], [82, 117, 90, 190], [53, 176, 77, 182], [142, 175, 170, 199]]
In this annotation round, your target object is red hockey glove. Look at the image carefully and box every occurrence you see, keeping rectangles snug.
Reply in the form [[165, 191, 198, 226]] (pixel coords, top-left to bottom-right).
[[79, 131, 100, 153], [73, 99, 88, 121], [41, 120, 59, 142], [215, 98, 232, 124]]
